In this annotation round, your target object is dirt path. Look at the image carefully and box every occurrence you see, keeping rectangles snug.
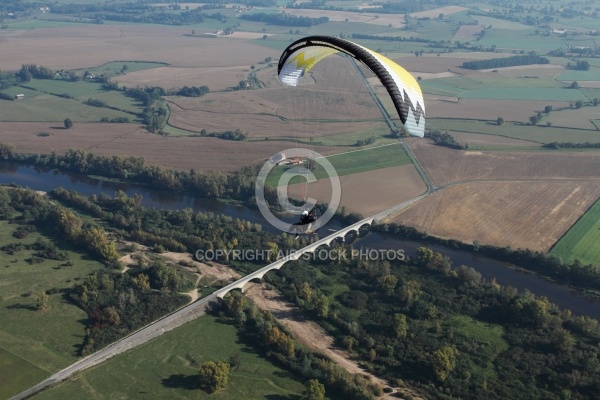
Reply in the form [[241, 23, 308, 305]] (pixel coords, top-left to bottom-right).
[[117, 244, 423, 398], [245, 283, 424, 400]]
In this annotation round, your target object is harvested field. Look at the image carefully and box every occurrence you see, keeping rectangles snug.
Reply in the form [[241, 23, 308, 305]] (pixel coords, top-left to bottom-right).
[[281, 9, 406, 28], [0, 122, 350, 172], [425, 98, 572, 124], [113, 65, 249, 92], [407, 139, 600, 186], [545, 107, 600, 130], [287, 164, 427, 216], [393, 180, 600, 252], [451, 132, 539, 147], [167, 87, 381, 138], [167, 58, 384, 138], [0, 25, 276, 72]]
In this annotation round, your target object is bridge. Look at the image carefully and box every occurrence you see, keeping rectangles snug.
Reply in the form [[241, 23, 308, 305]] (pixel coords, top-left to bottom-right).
[[215, 192, 430, 299]]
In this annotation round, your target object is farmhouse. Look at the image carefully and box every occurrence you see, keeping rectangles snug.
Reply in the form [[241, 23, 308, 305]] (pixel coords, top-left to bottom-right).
[[15, 94, 25, 100]]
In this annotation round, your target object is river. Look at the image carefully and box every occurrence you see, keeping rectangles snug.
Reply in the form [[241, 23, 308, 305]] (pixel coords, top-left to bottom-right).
[[1, 161, 598, 319]]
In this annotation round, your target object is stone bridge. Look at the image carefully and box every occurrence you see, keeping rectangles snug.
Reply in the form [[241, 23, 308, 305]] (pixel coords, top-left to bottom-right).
[[214, 192, 429, 299]]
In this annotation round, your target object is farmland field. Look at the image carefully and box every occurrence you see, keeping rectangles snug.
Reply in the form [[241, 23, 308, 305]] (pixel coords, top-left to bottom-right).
[[0, 122, 352, 172], [393, 180, 600, 252], [266, 143, 412, 186], [0, 87, 135, 123], [407, 139, 600, 186], [33, 315, 306, 400], [549, 197, 600, 266], [288, 163, 427, 216]]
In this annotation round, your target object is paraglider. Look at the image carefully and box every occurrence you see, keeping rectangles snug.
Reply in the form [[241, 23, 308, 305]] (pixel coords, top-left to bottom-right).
[[278, 35, 426, 138], [273, 35, 426, 236]]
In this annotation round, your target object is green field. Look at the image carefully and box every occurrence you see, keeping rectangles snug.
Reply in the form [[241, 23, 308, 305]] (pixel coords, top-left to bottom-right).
[[421, 77, 589, 101], [266, 143, 411, 186], [0, 220, 106, 398], [549, 196, 600, 266], [19, 80, 105, 99], [446, 315, 509, 381], [33, 315, 306, 400], [0, 82, 138, 122], [478, 29, 566, 51], [0, 347, 49, 400]]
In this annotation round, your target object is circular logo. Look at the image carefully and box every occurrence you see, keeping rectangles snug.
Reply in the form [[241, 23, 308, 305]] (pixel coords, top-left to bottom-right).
[[255, 148, 341, 233]]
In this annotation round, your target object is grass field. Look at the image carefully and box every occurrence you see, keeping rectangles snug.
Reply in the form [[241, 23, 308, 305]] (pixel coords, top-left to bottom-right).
[[19, 80, 105, 99], [549, 197, 600, 266], [446, 315, 508, 381], [72, 61, 167, 77], [33, 315, 306, 400], [0, 86, 135, 123], [0, 219, 106, 398], [0, 347, 49, 400], [265, 143, 410, 186]]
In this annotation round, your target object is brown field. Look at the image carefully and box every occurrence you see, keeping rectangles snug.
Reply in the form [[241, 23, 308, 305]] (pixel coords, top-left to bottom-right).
[[407, 139, 600, 186], [426, 98, 572, 124], [281, 9, 406, 28], [287, 164, 427, 216], [167, 58, 385, 138], [409, 6, 468, 19], [450, 132, 539, 147], [0, 122, 349, 172], [545, 107, 600, 130], [167, 88, 381, 138], [393, 180, 600, 252], [113, 65, 249, 92], [0, 25, 277, 72]]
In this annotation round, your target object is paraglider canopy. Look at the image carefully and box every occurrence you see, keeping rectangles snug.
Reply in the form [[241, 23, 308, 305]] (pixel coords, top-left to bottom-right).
[[278, 35, 426, 138]]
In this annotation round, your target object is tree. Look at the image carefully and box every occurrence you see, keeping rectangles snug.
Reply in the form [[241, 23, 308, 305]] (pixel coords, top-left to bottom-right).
[[570, 80, 579, 89], [393, 313, 408, 338], [496, 117, 504, 126], [544, 105, 553, 113], [64, 118, 73, 129], [529, 115, 539, 125], [303, 379, 325, 400], [34, 290, 49, 310], [433, 345, 459, 382], [198, 361, 230, 393]]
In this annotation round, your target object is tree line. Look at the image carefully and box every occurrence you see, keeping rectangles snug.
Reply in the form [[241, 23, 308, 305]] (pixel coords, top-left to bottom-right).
[[240, 12, 329, 27], [0, 145, 276, 206], [543, 141, 600, 149], [425, 130, 464, 149], [462, 54, 550, 70]]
